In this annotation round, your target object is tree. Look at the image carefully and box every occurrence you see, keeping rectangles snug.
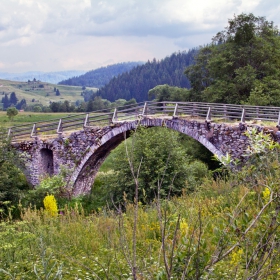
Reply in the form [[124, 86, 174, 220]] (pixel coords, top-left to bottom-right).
[[185, 13, 280, 105], [76, 101, 87, 112], [0, 129, 29, 218], [33, 105, 42, 112], [9, 92, 18, 106], [1, 94, 9, 109], [16, 99, 27, 110], [123, 98, 137, 108], [86, 100, 94, 112], [82, 89, 95, 102], [6, 107, 18, 120], [49, 102, 60, 112], [148, 84, 191, 102], [91, 96, 105, 111]]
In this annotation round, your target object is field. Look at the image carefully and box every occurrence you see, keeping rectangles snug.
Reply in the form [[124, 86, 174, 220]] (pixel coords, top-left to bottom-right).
[[1, 179, 279, 279], [0, 111, 82, 129], [0, 79, 97, 107]]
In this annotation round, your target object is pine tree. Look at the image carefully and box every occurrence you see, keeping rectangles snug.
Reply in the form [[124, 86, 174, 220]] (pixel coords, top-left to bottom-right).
[[9, 92, 18, 106], [2, 94, 9, 109]]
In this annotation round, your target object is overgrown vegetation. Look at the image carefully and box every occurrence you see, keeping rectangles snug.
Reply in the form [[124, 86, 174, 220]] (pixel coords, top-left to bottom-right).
[[0, 129, 30, 219], [91, 127, 210, 208], [0, 129, 280, 279]]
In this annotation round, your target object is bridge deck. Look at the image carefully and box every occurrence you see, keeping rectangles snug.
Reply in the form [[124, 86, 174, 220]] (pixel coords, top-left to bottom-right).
[[6, 101, 280, 142]]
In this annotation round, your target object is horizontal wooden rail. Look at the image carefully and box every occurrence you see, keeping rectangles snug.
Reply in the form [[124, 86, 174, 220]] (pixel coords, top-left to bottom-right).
[[6, 101, 280, 141]]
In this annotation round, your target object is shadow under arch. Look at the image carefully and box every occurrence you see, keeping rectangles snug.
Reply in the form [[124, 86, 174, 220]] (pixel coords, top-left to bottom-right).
[[70, 118, 225, 196], [40, 148, 54, 176]]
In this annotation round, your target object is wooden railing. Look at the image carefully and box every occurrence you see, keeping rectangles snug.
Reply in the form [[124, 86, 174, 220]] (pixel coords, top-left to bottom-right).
[[7, 101, 280, 141]]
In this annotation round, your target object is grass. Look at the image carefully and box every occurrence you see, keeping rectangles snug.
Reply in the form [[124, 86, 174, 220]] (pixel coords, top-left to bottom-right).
[[0, 179, 279, 279], [0, 79, 97, 107], [0, 111, 85, 128]]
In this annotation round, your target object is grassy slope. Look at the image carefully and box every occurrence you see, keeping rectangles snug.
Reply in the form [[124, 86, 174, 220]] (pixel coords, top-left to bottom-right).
[[0, 111, 82, 128], [0, 79, 97, 107]]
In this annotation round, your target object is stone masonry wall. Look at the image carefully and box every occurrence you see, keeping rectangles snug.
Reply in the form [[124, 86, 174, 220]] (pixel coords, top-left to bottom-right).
[[13, 117, 280, 195]]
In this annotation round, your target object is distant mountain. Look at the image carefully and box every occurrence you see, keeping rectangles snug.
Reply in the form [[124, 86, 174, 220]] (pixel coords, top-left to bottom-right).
[[58, 62, 143, 88], [0, 70, 86, 84], [97, 50, 197, 102]]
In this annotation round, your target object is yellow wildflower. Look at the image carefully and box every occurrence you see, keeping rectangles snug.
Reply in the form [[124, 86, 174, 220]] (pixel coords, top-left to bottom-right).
[[230, 248, 243, 266], [43, 194, 58, 217], [262, 187, 270, 204], [180, 218, 189, 235]]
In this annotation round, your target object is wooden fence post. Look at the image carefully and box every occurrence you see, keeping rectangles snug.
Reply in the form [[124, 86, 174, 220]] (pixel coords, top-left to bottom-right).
[[142, 102, 148, 116], [57, 119, 63, 136], [31, 123, 37, 138], [112, 108, 118, 123], [206, 107, 211, 122], [223, 104, 227, 119], [84, 114, 89, 128], [173, 103, 178, 118], [277, 111, 280, 130], [240, 108, 246, 123]]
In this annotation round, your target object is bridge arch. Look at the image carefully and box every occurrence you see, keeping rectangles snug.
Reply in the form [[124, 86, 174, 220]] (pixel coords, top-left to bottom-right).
[[40, 148, 54, 176], [70, 118, 224, 196]]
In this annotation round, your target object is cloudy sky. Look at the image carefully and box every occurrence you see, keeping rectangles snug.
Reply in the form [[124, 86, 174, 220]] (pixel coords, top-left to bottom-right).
[[0, 0, 279, 73]]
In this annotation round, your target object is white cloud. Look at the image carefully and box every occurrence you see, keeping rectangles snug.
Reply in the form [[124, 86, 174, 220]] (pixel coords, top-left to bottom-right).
[[0, 62, 6, 69], [0, 0, 279, 72]]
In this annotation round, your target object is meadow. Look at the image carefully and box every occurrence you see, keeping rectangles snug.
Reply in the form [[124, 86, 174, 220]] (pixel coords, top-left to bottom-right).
[[1, 175, 279, 279], [0, 110, 279, 279], [0, 111, 83, 128], [0, 79, 97, 107]]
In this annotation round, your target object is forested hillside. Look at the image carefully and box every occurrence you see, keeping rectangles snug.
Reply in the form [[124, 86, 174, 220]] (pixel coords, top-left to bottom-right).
[[185, 13, 280, 105], [97, 50, 196, 102], [58, 62, 142, 88]]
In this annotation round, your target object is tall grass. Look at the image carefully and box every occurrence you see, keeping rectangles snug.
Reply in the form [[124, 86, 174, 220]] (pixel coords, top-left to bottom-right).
[[1, 179, 279, 279]]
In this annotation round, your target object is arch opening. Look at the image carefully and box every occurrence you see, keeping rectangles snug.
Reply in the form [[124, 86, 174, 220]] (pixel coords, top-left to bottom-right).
[[72, 130, 131, 196], [40, 148, 54, 176], [72, 125, 220, 209], [72, 119, 223, 196], [70, 118, 226, 196]]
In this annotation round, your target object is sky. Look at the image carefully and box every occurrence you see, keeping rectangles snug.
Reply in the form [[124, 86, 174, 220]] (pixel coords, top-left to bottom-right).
[[0, 0, 280, 73]]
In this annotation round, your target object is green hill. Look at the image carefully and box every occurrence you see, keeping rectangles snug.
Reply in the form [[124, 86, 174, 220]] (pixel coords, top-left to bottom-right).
[[97, 50, 196, 102], [58, 62, 143, 88], [0, 79, 97, 108]]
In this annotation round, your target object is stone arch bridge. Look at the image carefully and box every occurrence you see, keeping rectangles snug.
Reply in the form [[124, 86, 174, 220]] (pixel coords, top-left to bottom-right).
[[9, 101, 280, 196]]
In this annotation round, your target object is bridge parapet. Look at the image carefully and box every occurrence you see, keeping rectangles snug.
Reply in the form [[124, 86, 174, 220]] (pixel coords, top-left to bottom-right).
[[8, 101, 280, 196], [7, 101, 280, 142], [12, 114, 280, 196]]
